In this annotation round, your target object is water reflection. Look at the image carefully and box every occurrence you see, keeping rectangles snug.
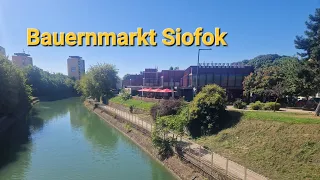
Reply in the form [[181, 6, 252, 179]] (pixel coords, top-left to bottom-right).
[[0, 98, 176, 180]]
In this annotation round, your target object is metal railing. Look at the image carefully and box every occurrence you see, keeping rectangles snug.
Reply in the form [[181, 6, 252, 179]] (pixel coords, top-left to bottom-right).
[[88, 101, 269, 180]]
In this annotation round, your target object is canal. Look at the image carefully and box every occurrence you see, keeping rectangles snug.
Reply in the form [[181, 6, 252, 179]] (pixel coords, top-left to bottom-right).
[[0, 98, 176, 180]]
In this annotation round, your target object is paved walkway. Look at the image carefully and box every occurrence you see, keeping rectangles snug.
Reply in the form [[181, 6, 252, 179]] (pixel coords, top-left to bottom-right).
[[227, 105, 314, 114], [101, 104, 268, 180]]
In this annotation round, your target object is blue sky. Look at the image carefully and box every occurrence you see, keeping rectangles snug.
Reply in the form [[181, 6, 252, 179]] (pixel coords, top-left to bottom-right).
[[0, 0, 319, 77]]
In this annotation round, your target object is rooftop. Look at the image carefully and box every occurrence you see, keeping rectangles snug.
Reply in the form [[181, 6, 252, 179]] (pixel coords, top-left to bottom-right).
[[13, 52, 30, 57]]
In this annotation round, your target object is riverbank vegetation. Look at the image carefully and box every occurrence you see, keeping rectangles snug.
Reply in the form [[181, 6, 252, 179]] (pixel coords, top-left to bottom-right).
[[195, 118, 320, 180], [76, 63, 119, 101], [0, 55, 32, 117], [23, 65, 78, 100]]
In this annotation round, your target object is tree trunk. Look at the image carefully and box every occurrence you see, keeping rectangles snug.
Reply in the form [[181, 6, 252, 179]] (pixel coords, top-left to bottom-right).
[[274, 97, 279, 112], [315, 102, 320, 116]]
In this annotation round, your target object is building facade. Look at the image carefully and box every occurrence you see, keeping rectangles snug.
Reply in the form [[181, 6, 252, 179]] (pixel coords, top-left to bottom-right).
[[181, 63, 253, 99], [122, 63, 253, 99], [67, 56, 85, 80], [0, 46, 5, 56], [12, 52, 33, 68]]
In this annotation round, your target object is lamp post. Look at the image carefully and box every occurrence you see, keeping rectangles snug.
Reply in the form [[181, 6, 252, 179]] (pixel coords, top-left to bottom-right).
[[196, 48, 212, 89], [130, 79, 132, 86], [142, 78, 145, 97]]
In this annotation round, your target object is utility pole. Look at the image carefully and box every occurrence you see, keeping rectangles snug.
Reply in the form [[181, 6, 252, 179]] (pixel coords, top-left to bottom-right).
[[196, 48, 212, 89]]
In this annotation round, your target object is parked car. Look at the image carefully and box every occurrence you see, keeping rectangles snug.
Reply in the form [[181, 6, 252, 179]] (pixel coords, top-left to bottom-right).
[[302, 98, 320, 110]]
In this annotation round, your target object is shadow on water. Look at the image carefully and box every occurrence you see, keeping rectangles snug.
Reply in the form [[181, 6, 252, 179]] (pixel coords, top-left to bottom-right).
[[0, 108, 45, 170]]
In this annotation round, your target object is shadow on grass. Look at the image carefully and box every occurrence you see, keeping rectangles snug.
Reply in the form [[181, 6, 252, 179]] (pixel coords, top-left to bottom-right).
[[0, 109, 45, 170], [220, 110, 243, 131]]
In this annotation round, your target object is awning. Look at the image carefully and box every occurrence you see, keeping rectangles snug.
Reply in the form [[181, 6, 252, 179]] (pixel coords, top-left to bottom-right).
[[151, 88, 162, 92], [138, 88, 153, 92], [160, 88, 174, 93]]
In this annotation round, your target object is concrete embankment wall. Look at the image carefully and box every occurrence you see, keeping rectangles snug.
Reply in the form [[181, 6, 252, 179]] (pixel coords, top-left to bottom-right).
[[84, 101, 211, 180], [84, 100, 231, 180]]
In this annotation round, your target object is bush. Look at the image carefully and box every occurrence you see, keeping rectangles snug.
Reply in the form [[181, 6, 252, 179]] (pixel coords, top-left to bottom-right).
[[263, 102, 281, 111], [129, 105, 134, 113], [250, 101, 264, 110], [150, 98, 184, 121], [188, 84, 227, 137], [233, 99, 247, 109], [120, 89, 132, 101]]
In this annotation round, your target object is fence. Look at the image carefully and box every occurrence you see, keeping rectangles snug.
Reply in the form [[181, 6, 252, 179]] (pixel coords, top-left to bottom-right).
[[89, 101, 269, 180]]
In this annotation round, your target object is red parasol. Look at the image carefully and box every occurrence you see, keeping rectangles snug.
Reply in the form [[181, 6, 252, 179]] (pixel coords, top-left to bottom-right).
[[160, 88, 173, 93]]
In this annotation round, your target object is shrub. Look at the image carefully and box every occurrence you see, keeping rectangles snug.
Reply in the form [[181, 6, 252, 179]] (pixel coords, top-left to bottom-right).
[[129, 105, 134, 113], [263, 102, 281, 111], [150, 98, 184, 121], [250, 101, 264, 110], [233, 99, 247, 109], [120, 89, 132, 101], [188, 84, 227, 137]]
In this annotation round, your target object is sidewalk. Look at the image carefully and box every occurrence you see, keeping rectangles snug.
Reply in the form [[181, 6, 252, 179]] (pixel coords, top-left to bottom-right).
[[101, 104, 268, 180], [227, 105, 314, 114]]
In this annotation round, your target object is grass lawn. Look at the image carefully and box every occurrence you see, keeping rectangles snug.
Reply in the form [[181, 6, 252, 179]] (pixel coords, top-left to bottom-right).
[[233, 110, 320, 124], [109, 96, 155, 111], [195, 110, 320, 180]]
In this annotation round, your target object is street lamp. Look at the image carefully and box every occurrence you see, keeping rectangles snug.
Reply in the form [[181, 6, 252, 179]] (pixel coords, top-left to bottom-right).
[[130, 79, 132, 86], [196, 48, 212, 88]]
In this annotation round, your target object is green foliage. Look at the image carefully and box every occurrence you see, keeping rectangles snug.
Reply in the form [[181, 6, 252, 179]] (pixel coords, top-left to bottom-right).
[[151, 131, 174, 160], [120, 89, 132, 101], [188, 84, 227, 137], [23, 65, 77, 98], [0, 55, 31, 117], [249, 101, 264, 110], [150, 98, 184, 120], [78, 63, 119, 100], [129, 105, 134, 113], [250, 101, 281, 111], [239, 54, 285, 69], [233, 99, 247, 109], [263, 102, 281, 111], [124, 123, 132, 133], [109, 96, 155, 111]]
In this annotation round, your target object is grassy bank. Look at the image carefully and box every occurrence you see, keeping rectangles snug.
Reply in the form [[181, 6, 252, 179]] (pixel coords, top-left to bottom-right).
[[109, 96, 155, 111], [195, 110, 320, 180]]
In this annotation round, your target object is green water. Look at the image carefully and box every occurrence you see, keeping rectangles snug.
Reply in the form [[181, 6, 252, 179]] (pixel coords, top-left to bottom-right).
[[0, 98, 176, 180]]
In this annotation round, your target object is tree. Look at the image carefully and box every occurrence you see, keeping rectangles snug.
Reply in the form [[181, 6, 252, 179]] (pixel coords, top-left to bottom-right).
[[188, 84, 227, 137], [0, 55, 31, 117], [169, 66, 174, 70], [294, 8, 320, 115], [78, 63, 119, 100]]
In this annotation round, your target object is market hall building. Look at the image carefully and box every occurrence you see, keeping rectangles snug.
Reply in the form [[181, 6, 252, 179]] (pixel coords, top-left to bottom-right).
[[122, 63, 253, 101]]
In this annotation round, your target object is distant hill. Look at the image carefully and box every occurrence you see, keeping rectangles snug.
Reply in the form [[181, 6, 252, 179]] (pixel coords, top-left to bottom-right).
[[234, 54, 290, 69]]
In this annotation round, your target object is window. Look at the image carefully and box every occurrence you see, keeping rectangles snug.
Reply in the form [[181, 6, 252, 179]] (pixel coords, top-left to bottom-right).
[[235, 74, 243, 87], [199, 74, 206, 87], [214, 74, 221, 85], [207, 74, 214, 84], [221, 74, 228, 87], [228, 74, 235, 87], [71, 67, 76, 72]]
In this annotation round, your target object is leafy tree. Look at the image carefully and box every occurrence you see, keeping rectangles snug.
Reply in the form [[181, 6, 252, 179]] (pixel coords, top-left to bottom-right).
[[174, 67, 179, 70], [295, 8, 320, 115], [23, 65, 77, 99], [295, 8, 320, 62], [188, 84, 227, 137], [0, 55, 31, 117], [169, 66, 174, 70], [243, 66, 284, 97], [78, 63, 119, 100]]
